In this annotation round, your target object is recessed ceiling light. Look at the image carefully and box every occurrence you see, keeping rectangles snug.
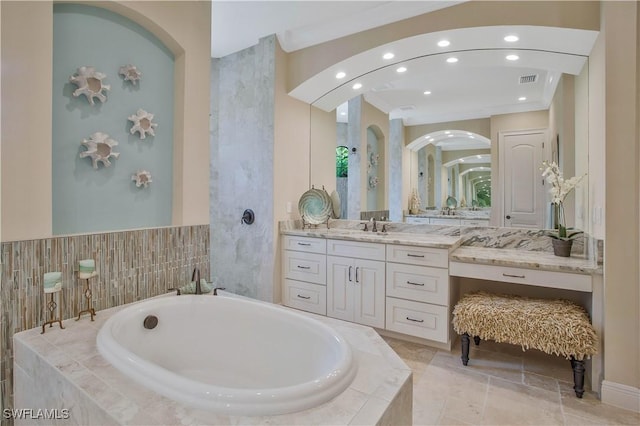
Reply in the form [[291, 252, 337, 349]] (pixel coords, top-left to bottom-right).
[[467, 132, 472, 136], [469, 135, 475, 139], [437, 40, 450, 47], [444, 131, 451, 134], [352, 83, 362, 90], [460, 159, 465, 162], [506, 54, 519, 61], [396, 66, 407, 73], [446, 57, 458, 63], [477, 155, 482, 159], [429, 138, 435, 142], [335, 71, 346, 79], [383, 52, 394, 60], [504, 35, 519, 42], [448, 134, 454, 137], [518, 96, 526, 101], [423, 90, 432, 95], [340, 112, 347, 116]]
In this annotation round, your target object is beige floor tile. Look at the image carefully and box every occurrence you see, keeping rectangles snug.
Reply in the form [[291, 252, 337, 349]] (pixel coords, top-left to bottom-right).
[[382, 335, 638, 426], [559, 382, 640, 425]]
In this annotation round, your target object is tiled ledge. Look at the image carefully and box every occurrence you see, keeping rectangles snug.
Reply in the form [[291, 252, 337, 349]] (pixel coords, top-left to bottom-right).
[[14, 294, 412, 425]]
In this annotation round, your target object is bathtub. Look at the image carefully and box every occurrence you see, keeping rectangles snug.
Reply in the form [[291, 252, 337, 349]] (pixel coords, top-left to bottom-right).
[[96, 294, 357, 416]]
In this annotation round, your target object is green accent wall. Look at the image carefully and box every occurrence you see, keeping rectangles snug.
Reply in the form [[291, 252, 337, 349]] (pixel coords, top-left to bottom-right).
[[52, 4, 174, 235]]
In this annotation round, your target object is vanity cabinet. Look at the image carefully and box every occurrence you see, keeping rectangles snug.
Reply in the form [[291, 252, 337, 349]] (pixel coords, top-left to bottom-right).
[[326, 240, 386, 328], [385, 245, 451, 343], [282, 236, 327, 315]]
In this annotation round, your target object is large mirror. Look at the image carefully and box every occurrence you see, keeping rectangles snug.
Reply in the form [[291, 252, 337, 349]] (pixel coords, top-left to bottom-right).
[[309, 25, 595, 229]]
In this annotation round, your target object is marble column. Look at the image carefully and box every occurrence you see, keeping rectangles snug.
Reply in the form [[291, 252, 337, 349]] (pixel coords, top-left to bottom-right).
[[388, 119, 403, 222], [210, 36, 276, 302], [435, 146, 443, 209], [347, 96, 362, 219], [418, 147, 427, 209]]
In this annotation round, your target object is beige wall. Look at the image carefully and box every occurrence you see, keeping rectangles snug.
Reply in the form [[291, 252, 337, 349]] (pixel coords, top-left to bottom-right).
[[1, 1, 53, 240], [602, 0, 640, 396], [0, 0, 211, 242], [273, 40, 311, 304], [405, 118, 491, 145], [310, 106, 337, 192], [288, 1, 600, 92], [361, 100, 389, 210]]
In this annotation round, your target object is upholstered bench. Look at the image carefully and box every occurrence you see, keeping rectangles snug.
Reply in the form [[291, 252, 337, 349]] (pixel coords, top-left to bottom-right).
[[452, 292, 598, 398]]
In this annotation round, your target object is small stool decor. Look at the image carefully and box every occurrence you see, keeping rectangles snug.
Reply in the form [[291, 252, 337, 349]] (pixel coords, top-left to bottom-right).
[[42, 272, 65, 334], [76, 259, 97, 321], [453, 292, 597, 398]]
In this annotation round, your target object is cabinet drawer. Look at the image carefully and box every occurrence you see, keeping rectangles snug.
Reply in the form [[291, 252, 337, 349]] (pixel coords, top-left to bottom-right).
[[327, 239, 385, 261], [283, 251, 327, 285], [283, 235, 326, 254], [450, 261, 592, 292], [385, 297, 449, 343], [283, 279, 326, 315], [405, 217, 430, 224], [386, 244, 448, 268], [386, 262, 449, 305], [430, 218, 460, 226], [460, 219, 489, 227]]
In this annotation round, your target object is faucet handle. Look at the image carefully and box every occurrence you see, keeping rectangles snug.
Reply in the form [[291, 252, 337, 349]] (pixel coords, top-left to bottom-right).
[[381, 224, 390, 233], [360, 222, 369, 231]]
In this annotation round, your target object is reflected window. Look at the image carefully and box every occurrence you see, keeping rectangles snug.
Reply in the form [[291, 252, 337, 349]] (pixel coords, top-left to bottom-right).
[[336, 146, 348, 177]]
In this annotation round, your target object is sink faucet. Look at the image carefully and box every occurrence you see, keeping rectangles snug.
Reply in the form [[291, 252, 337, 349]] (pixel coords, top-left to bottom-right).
[[371, 218, 377, 232]]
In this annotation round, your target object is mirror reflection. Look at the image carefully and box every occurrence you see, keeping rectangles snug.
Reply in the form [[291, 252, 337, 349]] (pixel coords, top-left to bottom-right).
[[310, 27, 593, 228]]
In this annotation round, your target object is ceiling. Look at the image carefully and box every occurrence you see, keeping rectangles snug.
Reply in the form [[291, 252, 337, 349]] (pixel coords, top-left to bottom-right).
[[211, 1, 599, 127]]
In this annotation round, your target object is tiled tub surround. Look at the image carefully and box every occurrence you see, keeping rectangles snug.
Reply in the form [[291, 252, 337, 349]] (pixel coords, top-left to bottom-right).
[[1, 225, 210, 418], [14, 294, 412, 425]]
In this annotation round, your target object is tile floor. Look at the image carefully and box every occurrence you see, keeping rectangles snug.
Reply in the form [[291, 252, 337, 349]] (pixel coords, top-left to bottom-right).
[[383, 336, 640, 425]]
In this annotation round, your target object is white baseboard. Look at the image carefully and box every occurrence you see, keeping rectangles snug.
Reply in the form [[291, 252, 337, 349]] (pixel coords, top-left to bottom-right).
[[601, 380, 640, 413]]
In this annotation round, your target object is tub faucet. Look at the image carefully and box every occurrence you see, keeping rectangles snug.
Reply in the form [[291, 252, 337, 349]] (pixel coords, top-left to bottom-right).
[[192, 268, 202, 295]]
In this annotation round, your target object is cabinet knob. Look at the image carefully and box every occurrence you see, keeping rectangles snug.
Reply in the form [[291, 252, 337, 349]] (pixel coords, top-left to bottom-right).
[[506, 215, 511, 219]]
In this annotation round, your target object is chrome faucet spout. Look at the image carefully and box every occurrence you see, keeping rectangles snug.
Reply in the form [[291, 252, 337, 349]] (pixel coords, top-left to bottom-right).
[[372, 218, 377, 233]]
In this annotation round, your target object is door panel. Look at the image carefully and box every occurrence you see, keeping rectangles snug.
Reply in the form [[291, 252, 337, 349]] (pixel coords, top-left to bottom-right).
[[502, 130, 546, 228], [326, 256, 352, 322], [353, 259, 385, 328]]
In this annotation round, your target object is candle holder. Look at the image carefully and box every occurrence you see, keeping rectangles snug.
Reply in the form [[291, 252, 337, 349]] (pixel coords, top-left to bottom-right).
[[42, 272, 64, 334], [76, 259, 97, 321]]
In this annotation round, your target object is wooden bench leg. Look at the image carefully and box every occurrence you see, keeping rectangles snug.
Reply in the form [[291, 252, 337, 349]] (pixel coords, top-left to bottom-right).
[[473, 336, 480, 346], [461, 333, 470, 365], [570, 356, 585, 398]]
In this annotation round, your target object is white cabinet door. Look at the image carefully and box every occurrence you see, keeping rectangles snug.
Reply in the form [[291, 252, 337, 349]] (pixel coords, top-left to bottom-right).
[[327, 255, 385, 328], [353, 258, 385, 328], [327, 256, 352, 322]]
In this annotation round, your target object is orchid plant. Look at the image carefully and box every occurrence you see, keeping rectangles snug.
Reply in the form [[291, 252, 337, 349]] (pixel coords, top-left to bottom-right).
[[540, 161, 586, 240]]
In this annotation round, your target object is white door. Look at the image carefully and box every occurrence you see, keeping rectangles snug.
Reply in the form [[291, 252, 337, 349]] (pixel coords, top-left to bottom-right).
[[500, 130, 546, 228], [353, 259, 385, 328], [326, 256, 353, 322]]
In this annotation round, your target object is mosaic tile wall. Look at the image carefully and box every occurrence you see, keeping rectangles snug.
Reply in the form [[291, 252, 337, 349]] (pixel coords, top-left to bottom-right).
[[0, 225, 210, 419]]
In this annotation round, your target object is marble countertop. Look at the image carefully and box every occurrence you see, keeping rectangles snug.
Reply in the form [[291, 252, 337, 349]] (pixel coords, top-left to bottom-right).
[[280, 221, 600, 275], [450, 246, 600, 275], [282, 228, 463, 249]]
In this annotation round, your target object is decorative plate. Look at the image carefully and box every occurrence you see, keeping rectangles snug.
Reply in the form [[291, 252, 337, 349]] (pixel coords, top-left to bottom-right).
[[330, 190, 341, 219], [446, 196, 457, 208], [298, 188, 332, 224]]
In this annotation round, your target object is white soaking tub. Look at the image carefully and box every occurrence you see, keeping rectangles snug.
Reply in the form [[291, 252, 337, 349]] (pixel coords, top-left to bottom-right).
[[96, 294, 357, 416]]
